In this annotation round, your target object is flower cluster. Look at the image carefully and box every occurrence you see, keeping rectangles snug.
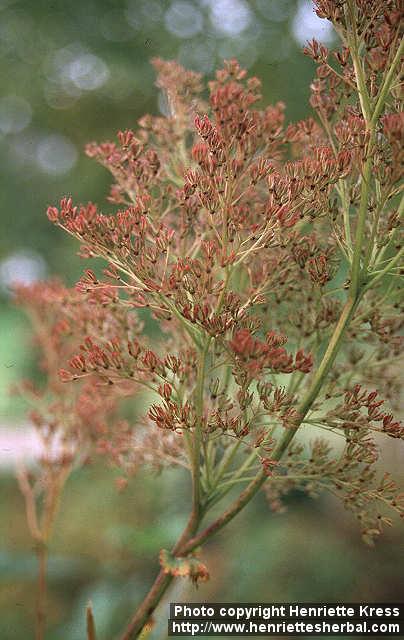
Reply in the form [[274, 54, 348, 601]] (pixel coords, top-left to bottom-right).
[[326, 384, 404, 440], [24, 39, 403, 545], [265, 438, 404, 545], [229, 328, 313, 377]]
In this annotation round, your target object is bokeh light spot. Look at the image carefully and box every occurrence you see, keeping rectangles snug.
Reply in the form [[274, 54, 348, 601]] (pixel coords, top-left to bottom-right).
[[208, 0, 252, 36], [292, 0, 334, 45], [0, 250, 46, 293], [0, 95, 31, 135], [67, 53, 110, 90], [35, 134, 78, 176], [165, 1, 203, 38]]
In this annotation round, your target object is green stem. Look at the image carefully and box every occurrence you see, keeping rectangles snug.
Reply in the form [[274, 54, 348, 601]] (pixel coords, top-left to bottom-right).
[[272, 295, 360, 458], [364, 193, 387, 269], [372, 193, 404, 267], [193, 338, 211, 510], [340, 180, 352, 251], [346, 1, 372, 121], [163, 298, 203, 348], [363, 247, 404, 292], [206, 447, 259, 509], [180, 470, 267, 556], [213, 438, 242, 485], [371, 37, 404, 128], [349, 138, 374, 296], [348, 32, 403, 295]]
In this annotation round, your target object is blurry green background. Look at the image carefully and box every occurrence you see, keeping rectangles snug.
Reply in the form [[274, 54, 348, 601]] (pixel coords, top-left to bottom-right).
[[0, 1, 403, 638]]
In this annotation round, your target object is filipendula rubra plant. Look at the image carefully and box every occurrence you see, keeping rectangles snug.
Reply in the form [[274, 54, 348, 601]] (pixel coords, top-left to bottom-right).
[[14, 1, 403, 638]]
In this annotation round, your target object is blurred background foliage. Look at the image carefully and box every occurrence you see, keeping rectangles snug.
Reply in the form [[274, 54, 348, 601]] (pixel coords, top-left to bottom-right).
[[0, 1, 403, 639]]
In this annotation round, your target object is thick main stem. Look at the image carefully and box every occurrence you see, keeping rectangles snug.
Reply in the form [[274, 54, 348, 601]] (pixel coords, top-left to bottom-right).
[[120, 502, 202, 639], [120, 572, 171, 640]]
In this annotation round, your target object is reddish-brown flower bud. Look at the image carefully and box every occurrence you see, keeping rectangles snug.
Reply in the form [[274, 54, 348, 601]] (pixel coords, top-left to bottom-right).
[[47, 206, 59, 222]]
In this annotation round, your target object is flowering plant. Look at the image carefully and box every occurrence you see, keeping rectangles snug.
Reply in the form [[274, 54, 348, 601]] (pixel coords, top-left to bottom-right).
[[14, 1, 403, 638]]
